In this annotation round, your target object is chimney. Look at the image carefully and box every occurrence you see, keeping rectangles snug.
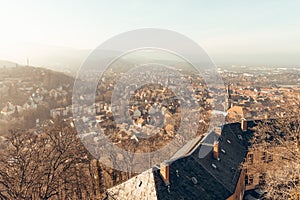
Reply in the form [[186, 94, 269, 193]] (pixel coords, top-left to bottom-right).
[[213, 141, 220, 160], [160, 162, 170, 185], [241, 118, 247, 131], [214, 126, 222, 136]]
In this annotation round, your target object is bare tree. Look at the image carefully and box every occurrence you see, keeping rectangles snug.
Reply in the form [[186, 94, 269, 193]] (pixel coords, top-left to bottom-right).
[[0, 123, 95, 199], [247, 115, 300, 199], [0, 120, 135, 200]]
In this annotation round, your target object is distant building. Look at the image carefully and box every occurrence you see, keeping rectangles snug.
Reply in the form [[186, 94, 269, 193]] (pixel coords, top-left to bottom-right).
[[1, 102, 15, 116], [50, 107, 69, 118]]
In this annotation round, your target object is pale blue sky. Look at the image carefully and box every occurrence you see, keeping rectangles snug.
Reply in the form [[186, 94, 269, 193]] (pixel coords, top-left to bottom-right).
[[0, 0, 300, 66]]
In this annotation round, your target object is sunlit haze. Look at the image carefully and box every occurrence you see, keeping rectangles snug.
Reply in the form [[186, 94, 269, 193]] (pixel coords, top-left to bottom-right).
[[0, 0, 300, 67]]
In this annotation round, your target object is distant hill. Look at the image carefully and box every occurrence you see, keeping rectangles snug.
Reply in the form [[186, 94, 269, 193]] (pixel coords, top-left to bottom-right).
[[0, 44, 91, 75], [0, 66, 74, 89], [0, 66, 74, 108], [0, 65, 75, 135], [0, 60, 18, 68]]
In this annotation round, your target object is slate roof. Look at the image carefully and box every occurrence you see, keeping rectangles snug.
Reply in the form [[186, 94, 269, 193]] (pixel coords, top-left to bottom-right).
[[106, 121, 255, 200]]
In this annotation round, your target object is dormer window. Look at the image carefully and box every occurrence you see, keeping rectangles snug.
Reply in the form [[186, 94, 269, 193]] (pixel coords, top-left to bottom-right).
[[237, 135, 243, 140], [261, 152, 266, 161], [247, 153, 254, 164], [245, 174, 254, 185]]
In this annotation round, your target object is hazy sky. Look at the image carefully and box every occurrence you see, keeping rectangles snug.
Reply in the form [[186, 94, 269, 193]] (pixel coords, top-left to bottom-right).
[[0, 0, 300, 67]]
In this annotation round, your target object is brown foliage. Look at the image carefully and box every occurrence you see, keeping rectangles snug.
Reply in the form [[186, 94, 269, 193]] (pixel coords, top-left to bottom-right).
[[247, 115, 300, 199], [0, 123, 99, 199]]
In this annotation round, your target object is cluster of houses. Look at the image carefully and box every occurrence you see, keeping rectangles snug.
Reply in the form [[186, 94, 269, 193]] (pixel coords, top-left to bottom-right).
[[1, 86, 71, 119], [0, 94, 40, 118], [217, 67, 300, 122], [226, 85, 300, 121]]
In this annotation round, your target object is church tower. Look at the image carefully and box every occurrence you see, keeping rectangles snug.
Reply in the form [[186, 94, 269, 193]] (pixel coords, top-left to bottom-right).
[[226, 83, 232, 110]]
